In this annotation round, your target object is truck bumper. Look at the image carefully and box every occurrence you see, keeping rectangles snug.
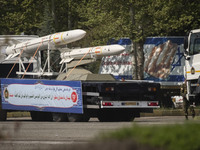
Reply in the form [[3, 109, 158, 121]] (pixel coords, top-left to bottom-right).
[[100, 101, 160, 109]]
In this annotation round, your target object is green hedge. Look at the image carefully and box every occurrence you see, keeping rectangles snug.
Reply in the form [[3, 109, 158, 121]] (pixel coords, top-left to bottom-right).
[[103, 123, 200, 150]]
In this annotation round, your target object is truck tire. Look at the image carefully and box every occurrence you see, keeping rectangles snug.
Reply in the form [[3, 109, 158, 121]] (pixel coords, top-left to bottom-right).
[[98, 115, 134, 122], [98, 110, 135, 122], [30, 111, 38, 121], [52, 113, 68, 122], [98, 115, 112, 122], [67, 113, 90, 122], [0, 94, 7, 121], [30, 111, 53, 121], [97, 111, 117, 122], [0, 109, 7, 121]]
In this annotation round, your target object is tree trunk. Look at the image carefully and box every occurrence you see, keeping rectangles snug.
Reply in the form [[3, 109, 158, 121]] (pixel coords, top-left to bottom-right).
[[130, 3, 138, 80]]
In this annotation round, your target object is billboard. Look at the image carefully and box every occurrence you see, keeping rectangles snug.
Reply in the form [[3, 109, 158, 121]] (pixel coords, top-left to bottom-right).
[[143, 37, 185, 82], [99, 38, 133, 80], [1, 78, 83, 114]]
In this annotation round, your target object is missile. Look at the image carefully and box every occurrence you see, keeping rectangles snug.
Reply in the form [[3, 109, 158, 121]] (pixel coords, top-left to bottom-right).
[[3, 29, 86, 60], [60, 44, 125, 64]]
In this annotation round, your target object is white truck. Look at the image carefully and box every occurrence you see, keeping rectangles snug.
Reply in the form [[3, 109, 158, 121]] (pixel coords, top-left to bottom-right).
[[184, 29, 200, 105]]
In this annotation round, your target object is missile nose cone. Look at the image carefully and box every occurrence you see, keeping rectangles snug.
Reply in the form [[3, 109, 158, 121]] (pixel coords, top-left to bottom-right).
[[59, 29, 86, 45], [79, 29, 86, 37], [69, 29, 86, 42], [111, 44, 125, 54], [116, 45, 125, 53], [73, 29, 86, 39]]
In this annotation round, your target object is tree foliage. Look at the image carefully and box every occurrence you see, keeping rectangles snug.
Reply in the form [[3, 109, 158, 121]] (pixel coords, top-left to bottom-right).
[[0, 0, 43, 34], [0, 0, 200, 75], [1, 0, 199, 42]]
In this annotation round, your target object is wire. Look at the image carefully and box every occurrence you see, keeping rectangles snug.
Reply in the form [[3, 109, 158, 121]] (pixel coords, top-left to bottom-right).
[[21, 41, 43, 79], [6, 46, 26, 78], [50, 54, 61, 69], [63, 48, 92, 80]]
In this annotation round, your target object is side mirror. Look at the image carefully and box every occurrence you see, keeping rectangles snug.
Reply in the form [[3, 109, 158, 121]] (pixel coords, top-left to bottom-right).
[[185, 55, 190, 60], [183, 35, 190, 60], [184, 50, 190, 60], [184, 36, 188, 50]]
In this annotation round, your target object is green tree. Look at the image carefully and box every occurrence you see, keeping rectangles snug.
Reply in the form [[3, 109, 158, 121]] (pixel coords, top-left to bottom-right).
[[1, 0, 200, 76], [0, 0, 43, 34], [149, 0, 200, 35], [38, 0, 55, 36]]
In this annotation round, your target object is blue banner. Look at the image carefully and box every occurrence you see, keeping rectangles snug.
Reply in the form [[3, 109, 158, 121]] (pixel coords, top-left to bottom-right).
[[143, 37, 185, 82], [1, 78, 83, 114], [145, 37, 184, 46]]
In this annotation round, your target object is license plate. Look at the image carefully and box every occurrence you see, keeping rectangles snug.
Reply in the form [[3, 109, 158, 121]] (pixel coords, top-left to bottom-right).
[[122, 102, 137, 106]]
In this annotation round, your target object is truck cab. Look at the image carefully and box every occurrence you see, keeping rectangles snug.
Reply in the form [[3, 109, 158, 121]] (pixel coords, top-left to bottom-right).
[[184, 29, 200, 103]]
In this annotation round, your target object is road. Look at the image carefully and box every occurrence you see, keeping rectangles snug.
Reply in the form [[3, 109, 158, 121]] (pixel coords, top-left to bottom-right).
[[0, 116, 195, 150]]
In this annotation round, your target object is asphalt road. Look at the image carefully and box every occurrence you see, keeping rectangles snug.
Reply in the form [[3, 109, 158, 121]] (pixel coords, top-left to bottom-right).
[[0, 116, 195, 150]]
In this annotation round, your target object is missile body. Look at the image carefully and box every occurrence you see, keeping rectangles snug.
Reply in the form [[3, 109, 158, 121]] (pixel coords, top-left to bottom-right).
[[4, 29, 86, 59], [60, 44, 125, 64]]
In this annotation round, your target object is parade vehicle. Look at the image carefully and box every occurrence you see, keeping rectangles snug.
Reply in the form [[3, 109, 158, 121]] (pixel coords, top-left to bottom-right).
[[183, 29, 200, 105], [0, 77, 160, 122], [0, 30, 160, 122]]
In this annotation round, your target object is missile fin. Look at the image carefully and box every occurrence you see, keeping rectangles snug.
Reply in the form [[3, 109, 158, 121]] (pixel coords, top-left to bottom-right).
[[58, 47, 71, 52], [59, 59, 64, 64], [59, 58, 74, 64], [5, 54, 13, 60], [10, 52, 20, 58], [64, 58, 74, 63]]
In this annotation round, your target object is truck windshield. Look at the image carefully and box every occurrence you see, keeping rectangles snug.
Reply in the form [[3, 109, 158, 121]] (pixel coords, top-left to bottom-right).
[[189, 33, 200, 55]]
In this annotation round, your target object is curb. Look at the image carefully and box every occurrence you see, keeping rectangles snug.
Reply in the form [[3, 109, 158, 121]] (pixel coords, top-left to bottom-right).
[[7, 109, 200, 118], [141, 109, 200, 117]]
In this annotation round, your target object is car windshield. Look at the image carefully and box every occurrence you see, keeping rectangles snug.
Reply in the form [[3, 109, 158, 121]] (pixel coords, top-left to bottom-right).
[[189, 33, 200, 55]]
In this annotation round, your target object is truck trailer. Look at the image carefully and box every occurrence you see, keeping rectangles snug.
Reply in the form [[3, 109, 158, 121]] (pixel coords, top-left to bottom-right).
[[0, 34, 160, 122], [100, 37, 185, 107], [0, 75, 160, 122]]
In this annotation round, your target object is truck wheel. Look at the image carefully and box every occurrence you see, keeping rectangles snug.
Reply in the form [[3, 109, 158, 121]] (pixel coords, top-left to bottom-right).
[[98, 111, 135, 122], [120, 115, 135, 122], [42, 112, 53, 121], [30, 111, 53, 121], [0, 97, 7, 121], [52, 113, 68, 122], [67, 113, 90, 122], [30, 111, 38, 121], [0, 109, 7, 121], [98, 115, 111, 122], [98, 111, 118, 122], [98, 115, 134, 122]]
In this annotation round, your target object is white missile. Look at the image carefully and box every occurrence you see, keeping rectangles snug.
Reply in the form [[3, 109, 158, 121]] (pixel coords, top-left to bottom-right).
[[60, 44, 125, 64], [3, 29, 86, 60]]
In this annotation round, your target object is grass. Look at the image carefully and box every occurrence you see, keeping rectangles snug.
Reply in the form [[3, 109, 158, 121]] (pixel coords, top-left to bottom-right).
[[101, 123, 200, 150]]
